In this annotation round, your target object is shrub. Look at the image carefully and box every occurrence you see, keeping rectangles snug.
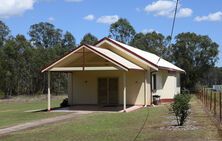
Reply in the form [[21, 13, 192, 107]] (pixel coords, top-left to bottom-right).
[[170, 94, 191, 126], [60, 98, 69, 107]]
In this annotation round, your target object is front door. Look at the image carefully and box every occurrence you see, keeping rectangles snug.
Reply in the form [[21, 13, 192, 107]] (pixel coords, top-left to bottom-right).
[[98, 78, 118, 105]]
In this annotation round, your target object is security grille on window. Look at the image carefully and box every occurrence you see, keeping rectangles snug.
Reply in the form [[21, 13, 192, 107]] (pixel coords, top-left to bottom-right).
[[152, 74, 157, 90]]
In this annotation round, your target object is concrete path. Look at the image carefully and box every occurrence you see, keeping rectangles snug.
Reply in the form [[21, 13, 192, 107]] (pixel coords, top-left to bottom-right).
[[0, 106, 142, 137], [0, 111, 92, 136]]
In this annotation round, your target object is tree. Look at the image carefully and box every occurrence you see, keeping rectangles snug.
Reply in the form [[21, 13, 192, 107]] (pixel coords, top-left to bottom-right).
[[28, 22, 62, 48], [0, 35, 34, 96], [171, 32, 219, 89], [109, 18, 136, 44], [14, 35, 33, 95], [0, 20, 10, 47], [80, 33, 98, 45], [0, 21, 70, 97], [28, 22, 71, 94], [62, 31, 76, 50], [0, 47, 4, 97], [0, 21, 11, 96], [130, 32, 170, 58], [1, 37, 17, 97]]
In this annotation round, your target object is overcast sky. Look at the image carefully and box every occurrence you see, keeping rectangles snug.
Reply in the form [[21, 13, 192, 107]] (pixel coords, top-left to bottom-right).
[[1, 0, 222, 66]]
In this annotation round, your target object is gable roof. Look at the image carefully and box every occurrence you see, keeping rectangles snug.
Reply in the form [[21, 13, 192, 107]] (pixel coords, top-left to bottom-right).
[[87, 45, 143, 70], [41, 44, 143, 72], [42, 37, 185, 73], [95, 37, 185, 72]]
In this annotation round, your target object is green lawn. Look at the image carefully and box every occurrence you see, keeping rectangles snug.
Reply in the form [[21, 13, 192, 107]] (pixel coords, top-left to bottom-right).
[[1, 96, 221, 141], [0, 95, 67, 128]]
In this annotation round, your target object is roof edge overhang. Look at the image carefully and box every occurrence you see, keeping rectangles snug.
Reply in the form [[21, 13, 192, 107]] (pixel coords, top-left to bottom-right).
[[95, 37, 187, 73], [159, 66, 186, 74], [42, 37, 185, 73], [95, 37, 159, 71], [41, 44, 144, 72], [41, 44, 83, 72]]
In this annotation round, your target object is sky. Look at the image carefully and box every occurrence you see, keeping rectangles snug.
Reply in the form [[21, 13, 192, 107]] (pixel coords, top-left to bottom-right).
[[1, 0, 222, 66]]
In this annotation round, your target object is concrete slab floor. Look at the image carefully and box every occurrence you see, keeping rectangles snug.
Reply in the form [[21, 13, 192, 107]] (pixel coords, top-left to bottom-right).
[[51, 105, 143, 113]]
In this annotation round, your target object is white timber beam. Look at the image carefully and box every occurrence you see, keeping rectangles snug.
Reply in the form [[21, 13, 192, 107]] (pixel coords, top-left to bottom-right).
[[47, 71, 51, 111], [144, 71, 148, 107], [50, 67, 83, 71], [123, 72, 126, 112], [49, 66, 120, 71]]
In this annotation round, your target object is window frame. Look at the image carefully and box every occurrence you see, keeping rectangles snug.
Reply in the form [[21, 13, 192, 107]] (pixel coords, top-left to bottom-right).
[[152, 74, 157, 91]]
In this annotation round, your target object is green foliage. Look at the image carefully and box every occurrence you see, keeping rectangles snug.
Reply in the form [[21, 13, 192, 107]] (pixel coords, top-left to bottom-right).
[[170, 94, 191, 126], [0, 21, 76, 96], [28, 22, 62, 48], [62, 31, 76, 50], [170, 32, 219, 89], [80, 33, 98, 45], [130, 32, 170, 58], [109, 18, 136, 44], [0, 20, 10, 46]]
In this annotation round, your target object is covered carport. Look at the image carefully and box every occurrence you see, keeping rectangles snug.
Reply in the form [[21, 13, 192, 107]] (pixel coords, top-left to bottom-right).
[[41, 44, 146, 112]]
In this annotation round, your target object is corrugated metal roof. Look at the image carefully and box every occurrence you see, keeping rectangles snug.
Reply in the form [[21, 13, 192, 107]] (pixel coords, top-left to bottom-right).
[[87, 45, 143, 70], [42, 37, 185, 72], [107, 38, 185, 72]]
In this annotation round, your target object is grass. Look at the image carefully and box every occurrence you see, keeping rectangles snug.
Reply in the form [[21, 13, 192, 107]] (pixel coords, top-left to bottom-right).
[[1, 96, 222, 141], [0, 95, 67, 128]]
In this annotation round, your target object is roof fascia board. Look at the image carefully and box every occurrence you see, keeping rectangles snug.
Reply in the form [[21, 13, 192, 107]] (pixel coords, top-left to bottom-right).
[[42, 44, 130, 72], [41, 45, 84, 72], [159, 66, 185, 73]]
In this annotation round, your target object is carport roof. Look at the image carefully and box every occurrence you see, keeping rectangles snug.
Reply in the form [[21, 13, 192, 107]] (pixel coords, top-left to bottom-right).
[[41, 44, 143, 72]]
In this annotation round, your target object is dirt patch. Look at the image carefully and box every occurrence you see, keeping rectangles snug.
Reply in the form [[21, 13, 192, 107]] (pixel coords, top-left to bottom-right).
[[160, 116, 201, 131]]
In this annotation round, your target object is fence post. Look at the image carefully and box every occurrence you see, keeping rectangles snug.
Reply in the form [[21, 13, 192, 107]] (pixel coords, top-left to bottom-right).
[[210, 90, 212, 111], [203, 87, 205, 104], [205, 88, 207, 106], [203, 87, 205, 103], [220, 92, 222, 122], [201, 87, 203, 101], [206, 89, 208, 107], [214, 91, 216, 116]]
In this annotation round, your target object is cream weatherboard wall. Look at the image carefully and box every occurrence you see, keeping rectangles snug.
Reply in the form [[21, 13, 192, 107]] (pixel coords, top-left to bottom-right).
[[67, 70, 151, 106], [152, 70, 181, 100]]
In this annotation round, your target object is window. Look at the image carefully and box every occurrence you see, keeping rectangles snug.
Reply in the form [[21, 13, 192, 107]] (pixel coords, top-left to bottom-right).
[[152, 74, 157, 90]]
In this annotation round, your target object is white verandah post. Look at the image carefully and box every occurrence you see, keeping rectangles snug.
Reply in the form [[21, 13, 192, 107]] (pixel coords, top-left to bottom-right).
[[144, 71, 148, 107], [48, 71, 51, 111], [123, 72, 126, 112]]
